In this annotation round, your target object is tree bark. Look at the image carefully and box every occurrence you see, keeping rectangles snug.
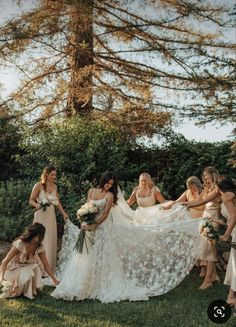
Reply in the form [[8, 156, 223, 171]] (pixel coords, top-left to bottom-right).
[[66, 0, 94, 116]]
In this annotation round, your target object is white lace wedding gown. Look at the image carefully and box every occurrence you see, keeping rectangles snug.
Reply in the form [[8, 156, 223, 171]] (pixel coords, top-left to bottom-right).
[[51, 191, 201, 303]]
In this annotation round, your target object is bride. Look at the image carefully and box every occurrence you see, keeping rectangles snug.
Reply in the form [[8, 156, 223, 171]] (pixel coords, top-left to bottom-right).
[[51, 171, 201, 303]]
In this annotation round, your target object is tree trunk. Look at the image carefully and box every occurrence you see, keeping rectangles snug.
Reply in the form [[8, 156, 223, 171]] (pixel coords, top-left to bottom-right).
[[66, 0, 94, 116]]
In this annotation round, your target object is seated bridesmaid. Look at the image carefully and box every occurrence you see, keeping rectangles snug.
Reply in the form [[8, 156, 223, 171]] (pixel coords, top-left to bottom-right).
[[127, 172, 166, 207], [0, 223, 59, 299], [163, 176, 204, 218]]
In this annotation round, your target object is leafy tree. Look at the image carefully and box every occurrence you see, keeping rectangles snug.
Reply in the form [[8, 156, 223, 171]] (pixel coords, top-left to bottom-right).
[[0, 110, 24, 180], [0, 0, 234, 137], [17, 116, 131, 184], [125, 130, 235, 198]]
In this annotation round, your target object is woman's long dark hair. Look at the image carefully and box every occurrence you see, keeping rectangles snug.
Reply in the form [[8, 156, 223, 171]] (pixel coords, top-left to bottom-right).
[[98, 171, 118, 204], [217, 176, 236, 194], [19, 223, 46, 246]]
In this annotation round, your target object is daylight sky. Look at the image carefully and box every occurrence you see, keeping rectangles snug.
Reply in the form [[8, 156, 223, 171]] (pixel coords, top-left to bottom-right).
[[0, 0, 235, 142]]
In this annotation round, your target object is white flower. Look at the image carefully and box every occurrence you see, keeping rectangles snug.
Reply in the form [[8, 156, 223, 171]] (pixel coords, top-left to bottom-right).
[[204, 227, 211, 233], [41, 198, 49, 205]]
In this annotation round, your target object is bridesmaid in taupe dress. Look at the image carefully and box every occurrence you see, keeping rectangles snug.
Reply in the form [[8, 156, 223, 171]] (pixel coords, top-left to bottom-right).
[[217, 176, 236, 307], [164, 176, 204, 218], [29, 166, 68, 272]]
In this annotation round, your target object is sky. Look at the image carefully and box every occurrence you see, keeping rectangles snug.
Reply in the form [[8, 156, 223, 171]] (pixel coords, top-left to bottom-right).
[[0, 0, 235, 143]]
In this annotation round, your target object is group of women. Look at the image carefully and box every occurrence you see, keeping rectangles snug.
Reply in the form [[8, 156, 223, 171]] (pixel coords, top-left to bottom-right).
[[0, 166, 236, 308]]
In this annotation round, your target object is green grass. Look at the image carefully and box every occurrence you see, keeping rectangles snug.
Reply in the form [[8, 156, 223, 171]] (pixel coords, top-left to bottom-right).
[[0, 269, 235, 327]]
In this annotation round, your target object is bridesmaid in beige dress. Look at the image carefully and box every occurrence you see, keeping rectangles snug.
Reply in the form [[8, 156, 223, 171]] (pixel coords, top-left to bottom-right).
[[163, 176, 204, 218], [127, 172, 166, 207], [188, 175, 236, 305], [0, 223, 59, 299], [29, 166, 68, 272], [185, 166, 222, 289]]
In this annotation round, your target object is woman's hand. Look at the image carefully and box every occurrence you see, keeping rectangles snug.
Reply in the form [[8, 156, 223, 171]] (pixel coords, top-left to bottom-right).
[[220, 233, 230, 242], [35, 203, 41, 210], [53, 277, 60, 286], [62, 212, 69, 221], [160, 201, 174, 210], [81, 224, 97, 231], [208, 217, 218, 223]]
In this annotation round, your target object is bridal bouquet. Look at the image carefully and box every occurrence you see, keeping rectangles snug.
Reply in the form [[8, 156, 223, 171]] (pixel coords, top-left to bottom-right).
[[74, 202, 99, 253], [199, 218, 219, 241], [38, 194, 59, 212], [0, 280, 12, 299]]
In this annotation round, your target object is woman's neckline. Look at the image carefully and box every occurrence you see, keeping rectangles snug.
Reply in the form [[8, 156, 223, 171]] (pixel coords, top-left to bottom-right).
[[137, 187, 154, 198]]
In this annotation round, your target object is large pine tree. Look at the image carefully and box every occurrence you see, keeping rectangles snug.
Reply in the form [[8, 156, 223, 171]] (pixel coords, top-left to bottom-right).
[[0, 0, 235, 136]]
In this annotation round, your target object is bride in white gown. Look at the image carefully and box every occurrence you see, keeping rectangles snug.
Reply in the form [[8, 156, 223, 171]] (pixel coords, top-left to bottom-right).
[[51, 171, 201, 303]]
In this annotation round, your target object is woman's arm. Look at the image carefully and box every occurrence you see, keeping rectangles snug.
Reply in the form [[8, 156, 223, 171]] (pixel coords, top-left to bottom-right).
[[29, 183, 42, 210], [220, 193, 236, 241], [83, 193, 114, 231], [96, 193, 114, 225], [38, 251, 59, 285], [55, 186, 68, 220], [161, 191, 187, 210], [127, 189, 137, 206], [154, 188, 166, 204], [185, 190, 219, 208], [87, 188, 94, 202], [0, 246, 19, 283]]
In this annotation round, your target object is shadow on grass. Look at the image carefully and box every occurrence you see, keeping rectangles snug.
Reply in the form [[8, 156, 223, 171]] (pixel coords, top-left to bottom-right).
[[0, 270, 235, 327]]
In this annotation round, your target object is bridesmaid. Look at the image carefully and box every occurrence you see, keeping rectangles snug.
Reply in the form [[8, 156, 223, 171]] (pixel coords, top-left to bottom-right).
[[185, 166, 222, 289], [29, 166, 68, 272], [217, 176, 236, 307], [0, 223, 59, 299], [163, 176, 204, 218], [127, 172, 166, 207]]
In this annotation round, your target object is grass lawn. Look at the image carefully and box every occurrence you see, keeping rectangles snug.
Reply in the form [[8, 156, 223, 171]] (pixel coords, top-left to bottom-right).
[[0, 269, 235, 327]]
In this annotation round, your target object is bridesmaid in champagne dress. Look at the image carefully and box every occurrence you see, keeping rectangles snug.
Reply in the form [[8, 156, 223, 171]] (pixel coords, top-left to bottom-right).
[[0, 223, 59, 299], [127, 172, 166, 208], [185, 166, 222, 289], [29, 166, 68, 272]]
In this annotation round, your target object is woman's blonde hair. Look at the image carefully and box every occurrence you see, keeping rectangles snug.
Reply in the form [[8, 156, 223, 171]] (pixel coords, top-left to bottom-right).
[[138, 172, 154, 189], [202, 166, 220, 195], [186, 176, 203, 194]]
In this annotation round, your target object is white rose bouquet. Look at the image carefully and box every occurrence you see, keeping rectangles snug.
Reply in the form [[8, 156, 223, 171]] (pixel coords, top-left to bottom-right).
[[38, 194, 59, 212], [199, 218, 219, 241], [74, 202, 99, 253], [0, 280, 12, 299]]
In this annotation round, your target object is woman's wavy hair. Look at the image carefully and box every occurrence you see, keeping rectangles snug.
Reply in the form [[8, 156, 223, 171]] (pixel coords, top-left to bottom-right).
[[186, 176, 203, 194], [98, 171, 118, 204], [138, 172, 155, 189], [217, 175, 236, 194], [19, 223, 45, 247], [40, 165, 57, 191], [202, 166, 220, 194]]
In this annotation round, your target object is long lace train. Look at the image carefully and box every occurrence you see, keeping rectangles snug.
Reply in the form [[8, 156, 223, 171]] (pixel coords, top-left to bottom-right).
[[52, 191, 201, 303]]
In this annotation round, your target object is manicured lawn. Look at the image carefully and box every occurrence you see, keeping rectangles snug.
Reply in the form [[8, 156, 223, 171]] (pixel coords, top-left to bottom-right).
[[0, 269, 235, 327]]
